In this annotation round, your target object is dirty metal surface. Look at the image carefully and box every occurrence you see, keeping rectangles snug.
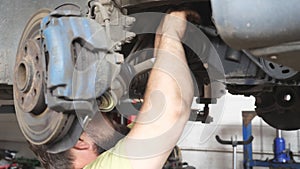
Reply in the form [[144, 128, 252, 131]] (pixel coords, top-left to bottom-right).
[[0, 0, 85, 84]]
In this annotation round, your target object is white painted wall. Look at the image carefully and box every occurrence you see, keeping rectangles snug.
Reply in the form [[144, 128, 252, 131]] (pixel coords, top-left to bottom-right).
[[178, 93, 300, 169]]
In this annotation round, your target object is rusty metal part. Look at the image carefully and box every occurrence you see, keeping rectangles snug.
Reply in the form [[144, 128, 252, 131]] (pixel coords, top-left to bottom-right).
[[98, 92, 116, 112], [13, 9, 75, 145], [242, 111, 257, 127], [15, 40, 45, 115], [0, 0, 86, 85]]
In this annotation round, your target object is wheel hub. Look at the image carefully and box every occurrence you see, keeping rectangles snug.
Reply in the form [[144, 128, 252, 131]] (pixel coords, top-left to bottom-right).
[[15, 40, 45, 115], [13, 9, 74, 145]]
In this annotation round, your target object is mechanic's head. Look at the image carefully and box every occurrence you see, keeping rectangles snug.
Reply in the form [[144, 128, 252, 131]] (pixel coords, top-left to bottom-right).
[[29, 112, 129, 169], [29, 132, 101, 169]]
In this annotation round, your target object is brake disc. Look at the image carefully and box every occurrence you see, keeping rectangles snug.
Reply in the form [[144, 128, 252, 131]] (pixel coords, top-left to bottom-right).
[[13, 9, 75, 145]]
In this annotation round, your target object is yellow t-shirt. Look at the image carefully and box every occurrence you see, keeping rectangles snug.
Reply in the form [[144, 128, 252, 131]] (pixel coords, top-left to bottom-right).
[[83, 139, 132, 169]]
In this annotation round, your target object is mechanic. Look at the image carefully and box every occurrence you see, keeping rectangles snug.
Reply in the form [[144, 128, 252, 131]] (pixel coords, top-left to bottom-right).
[[29, 10, 198, 169]]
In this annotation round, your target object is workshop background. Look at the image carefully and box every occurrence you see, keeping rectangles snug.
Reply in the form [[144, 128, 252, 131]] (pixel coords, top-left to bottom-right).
[[178, 94, 300, 169], [1, 94, 300, 169]]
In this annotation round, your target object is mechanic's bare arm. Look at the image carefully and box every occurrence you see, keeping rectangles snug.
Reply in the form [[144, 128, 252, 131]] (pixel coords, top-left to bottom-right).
[[124, 11, 198, 169]]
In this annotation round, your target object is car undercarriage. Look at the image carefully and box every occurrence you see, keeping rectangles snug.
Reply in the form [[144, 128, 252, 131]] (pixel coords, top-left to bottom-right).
[[0, 0, 299, 153]]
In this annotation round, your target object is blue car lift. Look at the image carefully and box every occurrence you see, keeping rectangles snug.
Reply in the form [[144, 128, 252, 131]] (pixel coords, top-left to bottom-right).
[[243, 111, 300, 169]]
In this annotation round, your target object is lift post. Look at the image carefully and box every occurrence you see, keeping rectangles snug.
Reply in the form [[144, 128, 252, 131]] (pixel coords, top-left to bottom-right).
[[242, 111, 300, 169], [243, 111, 256, 169]]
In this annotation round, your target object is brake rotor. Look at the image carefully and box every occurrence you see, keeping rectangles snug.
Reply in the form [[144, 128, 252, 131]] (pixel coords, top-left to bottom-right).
[[13, 9, 75, 145]]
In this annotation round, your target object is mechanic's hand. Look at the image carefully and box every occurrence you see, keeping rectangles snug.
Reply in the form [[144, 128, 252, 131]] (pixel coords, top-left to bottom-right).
[[157, 10, 200, 40], [154, 10, 200, 56]]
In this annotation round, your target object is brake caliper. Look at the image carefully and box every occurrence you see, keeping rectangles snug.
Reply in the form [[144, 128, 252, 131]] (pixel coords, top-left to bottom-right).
[[42, 3, 135, 125], [14, 2, 135, 153]]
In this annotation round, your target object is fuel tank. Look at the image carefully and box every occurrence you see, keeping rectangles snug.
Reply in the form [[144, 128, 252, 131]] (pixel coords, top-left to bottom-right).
[[211, 0, 300, 49], [211, 0, 300, 70]]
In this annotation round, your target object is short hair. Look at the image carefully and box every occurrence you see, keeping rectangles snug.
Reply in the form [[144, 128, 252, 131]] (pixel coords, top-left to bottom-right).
[[29, 112, 129, 169], [29, 143, 74, 169]]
